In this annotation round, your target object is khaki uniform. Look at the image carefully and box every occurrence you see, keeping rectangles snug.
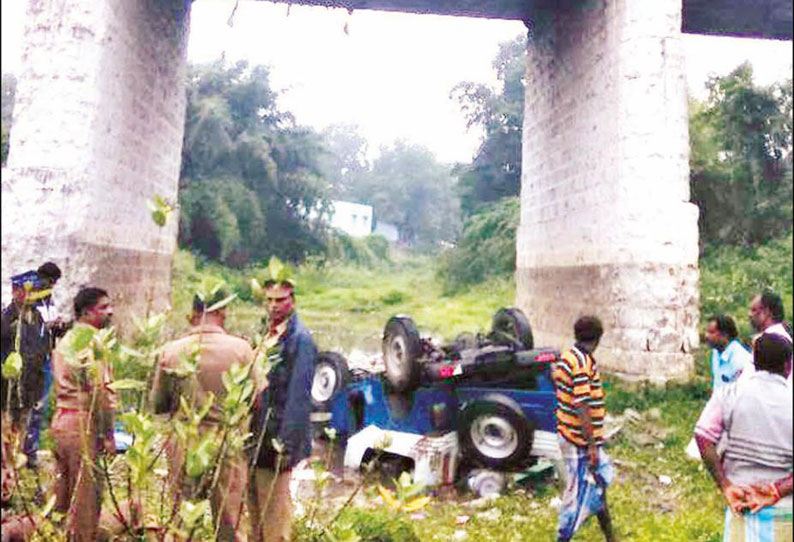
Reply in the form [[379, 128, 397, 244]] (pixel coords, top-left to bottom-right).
[[50, 323, 118, 542], [152, 324, 262, 542]]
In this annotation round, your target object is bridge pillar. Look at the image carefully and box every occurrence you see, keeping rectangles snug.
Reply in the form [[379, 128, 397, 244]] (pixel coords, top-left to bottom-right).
[[517, 0, 700, 379], [1, 0, 190, 330]]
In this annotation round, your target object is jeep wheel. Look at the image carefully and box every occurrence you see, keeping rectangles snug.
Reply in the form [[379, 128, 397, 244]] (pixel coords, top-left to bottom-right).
[[490, 308, 534, 350], [459, 396, 533, 470], [311, 351, 349, 411], [382, 316, 422, 392]]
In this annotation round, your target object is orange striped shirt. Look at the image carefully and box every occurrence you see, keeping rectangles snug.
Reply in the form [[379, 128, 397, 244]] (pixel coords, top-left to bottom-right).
[[553, 346, 605, 447]]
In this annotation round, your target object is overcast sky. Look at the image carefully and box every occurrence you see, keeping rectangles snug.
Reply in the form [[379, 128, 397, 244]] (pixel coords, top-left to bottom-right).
[[2, 0, 792, 163]]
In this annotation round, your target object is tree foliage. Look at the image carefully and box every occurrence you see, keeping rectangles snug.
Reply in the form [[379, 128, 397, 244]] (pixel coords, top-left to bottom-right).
[[319, 123, 370, 201], [690, 62, 793, 247], [364, 140, 460, 245], [438, 197, 519, 292], [451, 35, 525, 216], [319, 126, 460, 247], [178, 60, 330, 266], [439, 35, 525, 287]]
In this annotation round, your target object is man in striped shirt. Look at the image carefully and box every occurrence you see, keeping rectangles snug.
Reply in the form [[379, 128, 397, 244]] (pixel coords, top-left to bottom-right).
[[552, 316, 616, 542]]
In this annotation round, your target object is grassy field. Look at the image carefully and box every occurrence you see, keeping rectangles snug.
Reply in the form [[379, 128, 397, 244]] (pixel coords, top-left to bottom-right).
[[79, 237, 783, 542], [408, 378, 723, 542], [166, 247, 746, 542], [170, 249, 515, 356]]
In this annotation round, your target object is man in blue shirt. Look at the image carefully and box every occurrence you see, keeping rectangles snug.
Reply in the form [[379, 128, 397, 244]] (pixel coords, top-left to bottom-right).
[[705, 314, 752, 390], [249, 269, 316, 542]]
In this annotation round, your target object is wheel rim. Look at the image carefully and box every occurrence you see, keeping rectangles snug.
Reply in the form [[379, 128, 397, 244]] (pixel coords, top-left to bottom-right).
[[470, 415, 518, 459], [312, 363, 337, 403], [385, 334, 408, 385]]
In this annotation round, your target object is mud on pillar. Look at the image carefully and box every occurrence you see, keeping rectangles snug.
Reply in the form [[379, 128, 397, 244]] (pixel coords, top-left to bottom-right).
[[1, 0, 191, 333], [517, 0, 700, 380]]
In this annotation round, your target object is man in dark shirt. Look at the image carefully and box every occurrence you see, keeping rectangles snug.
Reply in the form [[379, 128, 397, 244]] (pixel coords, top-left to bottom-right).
[[249, 274, 316, 542], [1, 262, 62, 467]]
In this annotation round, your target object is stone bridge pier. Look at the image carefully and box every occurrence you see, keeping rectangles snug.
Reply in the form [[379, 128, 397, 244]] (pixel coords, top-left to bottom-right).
[[517, 1, 699, 379], [1, 0, 190, 329]]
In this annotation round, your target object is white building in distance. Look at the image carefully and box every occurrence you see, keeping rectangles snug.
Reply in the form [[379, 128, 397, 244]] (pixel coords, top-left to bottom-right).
[[328, 200, 373, 238]]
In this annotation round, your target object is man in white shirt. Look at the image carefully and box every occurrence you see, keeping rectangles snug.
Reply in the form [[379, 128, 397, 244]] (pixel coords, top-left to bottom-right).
[[693, 333, 792, 541], [749, 291, 792, 382]]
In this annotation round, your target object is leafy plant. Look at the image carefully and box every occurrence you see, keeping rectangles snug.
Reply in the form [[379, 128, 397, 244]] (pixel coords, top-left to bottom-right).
[[147, 195, 175, 228], [376, 471, 431, 513], [438, 197, 519, 293]]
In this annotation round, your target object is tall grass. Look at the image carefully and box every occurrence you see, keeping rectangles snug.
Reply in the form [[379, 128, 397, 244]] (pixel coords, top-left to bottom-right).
[[170, 249, 515, 355]]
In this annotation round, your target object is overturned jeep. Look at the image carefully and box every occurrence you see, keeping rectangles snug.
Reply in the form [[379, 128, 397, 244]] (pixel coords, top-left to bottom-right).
[[311, 308, 561, 483]]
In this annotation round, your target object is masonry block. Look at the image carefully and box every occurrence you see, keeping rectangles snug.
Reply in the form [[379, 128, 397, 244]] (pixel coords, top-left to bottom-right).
[[518, 0, 700, 379], [1, 0, 191, 334]]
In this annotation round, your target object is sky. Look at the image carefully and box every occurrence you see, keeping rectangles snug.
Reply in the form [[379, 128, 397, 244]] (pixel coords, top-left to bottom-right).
[[2, 0, 792, 164]]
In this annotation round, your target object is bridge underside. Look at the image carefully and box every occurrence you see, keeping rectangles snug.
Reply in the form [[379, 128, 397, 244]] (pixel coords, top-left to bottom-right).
[[266, 0, 793, 39]]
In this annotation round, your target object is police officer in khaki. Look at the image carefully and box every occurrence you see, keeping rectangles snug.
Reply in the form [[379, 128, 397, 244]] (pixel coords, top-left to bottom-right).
[[151, 286, 262, 542], [50, 287, 117, 542]]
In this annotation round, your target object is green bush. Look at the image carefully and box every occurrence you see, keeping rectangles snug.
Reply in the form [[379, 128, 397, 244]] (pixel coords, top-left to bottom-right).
[[381, 289, 406, 305], [324, 232, 392, 267], [295, 507, 419, 542], [699, 233, 793, 339], [438, 197, 519, 293], [365, 234, 391, 261], [341, 508, 420, 542]]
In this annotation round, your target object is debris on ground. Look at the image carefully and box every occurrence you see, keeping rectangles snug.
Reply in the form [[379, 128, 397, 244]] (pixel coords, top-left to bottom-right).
[[475, 508, 502, 522]]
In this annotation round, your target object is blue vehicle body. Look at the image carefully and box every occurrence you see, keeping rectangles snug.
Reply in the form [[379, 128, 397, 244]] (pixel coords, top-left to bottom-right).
[[328, 368, 557, 439]]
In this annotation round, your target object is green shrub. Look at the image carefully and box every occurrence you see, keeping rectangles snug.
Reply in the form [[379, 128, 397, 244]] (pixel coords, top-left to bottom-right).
[[324, 231, 393, 267], [381, 289, 406, 305], [438, 197, 518, 293], [699, 233, 793, 339], [365, 234, 391, 261], [341, 507, 420, 542]]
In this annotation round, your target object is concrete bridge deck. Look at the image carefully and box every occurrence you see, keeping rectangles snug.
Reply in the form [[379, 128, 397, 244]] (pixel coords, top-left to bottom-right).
[[265, 0, 793, 39]]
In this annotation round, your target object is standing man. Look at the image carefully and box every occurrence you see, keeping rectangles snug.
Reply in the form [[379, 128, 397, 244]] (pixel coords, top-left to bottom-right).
[[50, 287, 117, 542], [749, 291, 792, 381], [552, 316, 616, 542], [150, 287, 258, 542], [26, 262, 65, 469], [0, 263, 62, 468], [249, 267, 317, 542], [705, 314, 753, 390], [694, 333, 792, 541], [685, 314, 753, 460]]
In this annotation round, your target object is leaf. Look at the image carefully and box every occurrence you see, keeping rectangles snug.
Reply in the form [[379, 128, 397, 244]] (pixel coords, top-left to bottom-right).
[[264, 256, 295, 286], [179, 499, 210, 529], [120, 345, 145, 359], [185, 434, 217, 478], [197, 394, 215, 421], [402, 495, 431, 512], [267, 256, 285, 282], [250, 278, 265, 300], [13, 452, 27, 469], [147, 194, 173, 228], [107, 379, 146, 391], [66, 326, 97, 355], [2, 351, 22, 379], [377, 484, 400, 510], [40, 494, 57, 518], [205, 293, 237, 313]]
